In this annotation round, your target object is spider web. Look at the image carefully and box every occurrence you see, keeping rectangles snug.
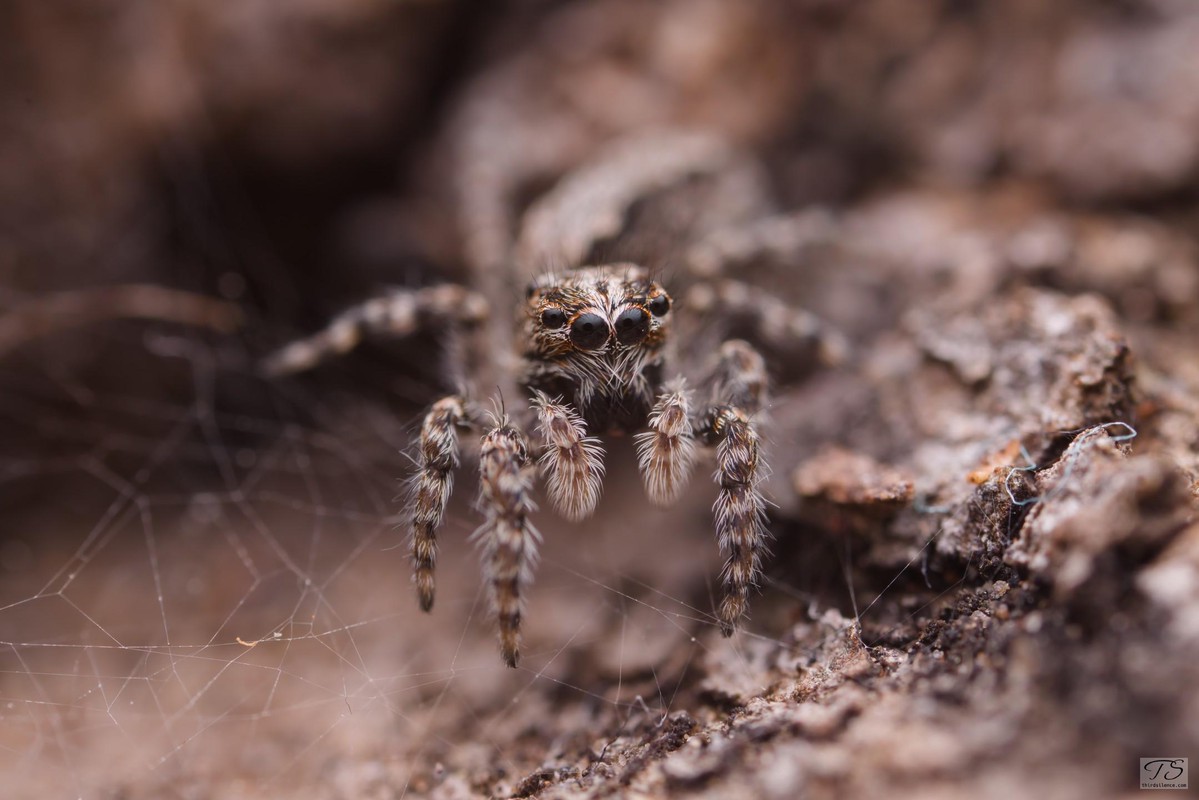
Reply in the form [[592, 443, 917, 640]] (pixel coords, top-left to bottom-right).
[[2, 317, 860, 798]]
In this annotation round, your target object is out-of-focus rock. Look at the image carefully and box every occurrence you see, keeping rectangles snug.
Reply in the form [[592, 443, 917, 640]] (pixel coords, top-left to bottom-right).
[[909, 288, 1135, 434], [1138, 523, 1199, 643], [793, 446, 914, 536]]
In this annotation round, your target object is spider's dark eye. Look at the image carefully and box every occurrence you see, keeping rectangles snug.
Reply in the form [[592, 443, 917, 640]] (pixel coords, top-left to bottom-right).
[[569, 313, 610, 350], [648, 294, 671, 317], [614, 307, 650, 346], [540, 308, 567, 329]]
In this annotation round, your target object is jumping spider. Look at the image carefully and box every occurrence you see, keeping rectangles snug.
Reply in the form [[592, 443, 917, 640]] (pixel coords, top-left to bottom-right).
[[260, 122, 851, 667], [265, 263, 769, 667]]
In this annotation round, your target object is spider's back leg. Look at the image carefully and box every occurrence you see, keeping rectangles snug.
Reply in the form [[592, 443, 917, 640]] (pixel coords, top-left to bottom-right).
[[261, 285, 487, 376], [686, 280, 849, 377]]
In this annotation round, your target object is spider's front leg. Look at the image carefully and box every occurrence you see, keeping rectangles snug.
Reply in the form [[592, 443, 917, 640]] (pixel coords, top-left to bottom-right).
[[409, 395, 478, 612], [477, 416, 539, 668], [697, 340, 769, 636]]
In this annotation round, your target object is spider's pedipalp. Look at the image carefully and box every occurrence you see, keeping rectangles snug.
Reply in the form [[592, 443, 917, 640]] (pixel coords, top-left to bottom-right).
[[635, 378, 696, 505], [261, 285, 488, 376], [531, 392, 605, 521], [410, 395, 474, 611], [697, 341, 770, 636], [477, 418, 539, 668]]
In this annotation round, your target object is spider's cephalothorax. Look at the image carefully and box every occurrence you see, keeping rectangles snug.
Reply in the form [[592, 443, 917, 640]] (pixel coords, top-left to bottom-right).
[[263, 263, 770, 668], [522, 265, 671, 433]]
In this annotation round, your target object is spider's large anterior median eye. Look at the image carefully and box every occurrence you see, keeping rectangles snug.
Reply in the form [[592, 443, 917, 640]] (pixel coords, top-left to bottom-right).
[[569, 313, 609, 350], [614, 307, 650, 345], [540, 308, 567, 329], [648, 294, 671, 317]]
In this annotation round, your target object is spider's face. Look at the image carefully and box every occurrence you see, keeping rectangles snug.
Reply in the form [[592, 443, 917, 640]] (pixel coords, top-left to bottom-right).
[[523, 264, 671, 361], [520, 264, 672, 431]]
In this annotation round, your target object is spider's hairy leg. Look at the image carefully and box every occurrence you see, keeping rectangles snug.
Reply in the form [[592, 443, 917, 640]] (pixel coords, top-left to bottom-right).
[[477, 418, 539, 668], [709, 338, 768, 411], [262, 285, 488, 376], [697, 340, 769, 636], [410, 395, 477, 612], [686, 280, 850, 370], [531, 392, 605, 521], [707, 406, 767, 635], [635, 378, 696, 505]]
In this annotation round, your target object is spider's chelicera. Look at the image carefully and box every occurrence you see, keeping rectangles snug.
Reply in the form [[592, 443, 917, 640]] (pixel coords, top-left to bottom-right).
[[266, 263, 769, 667]]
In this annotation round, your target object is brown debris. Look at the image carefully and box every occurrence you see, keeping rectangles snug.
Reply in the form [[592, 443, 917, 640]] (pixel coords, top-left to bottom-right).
[[794, 447, 914, 510], [793, 446, 914, 535]]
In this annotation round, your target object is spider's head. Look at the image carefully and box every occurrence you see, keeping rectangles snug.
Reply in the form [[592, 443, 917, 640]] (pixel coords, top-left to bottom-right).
[[523, 264, 671, 360], [521, 264, 672, 430]]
